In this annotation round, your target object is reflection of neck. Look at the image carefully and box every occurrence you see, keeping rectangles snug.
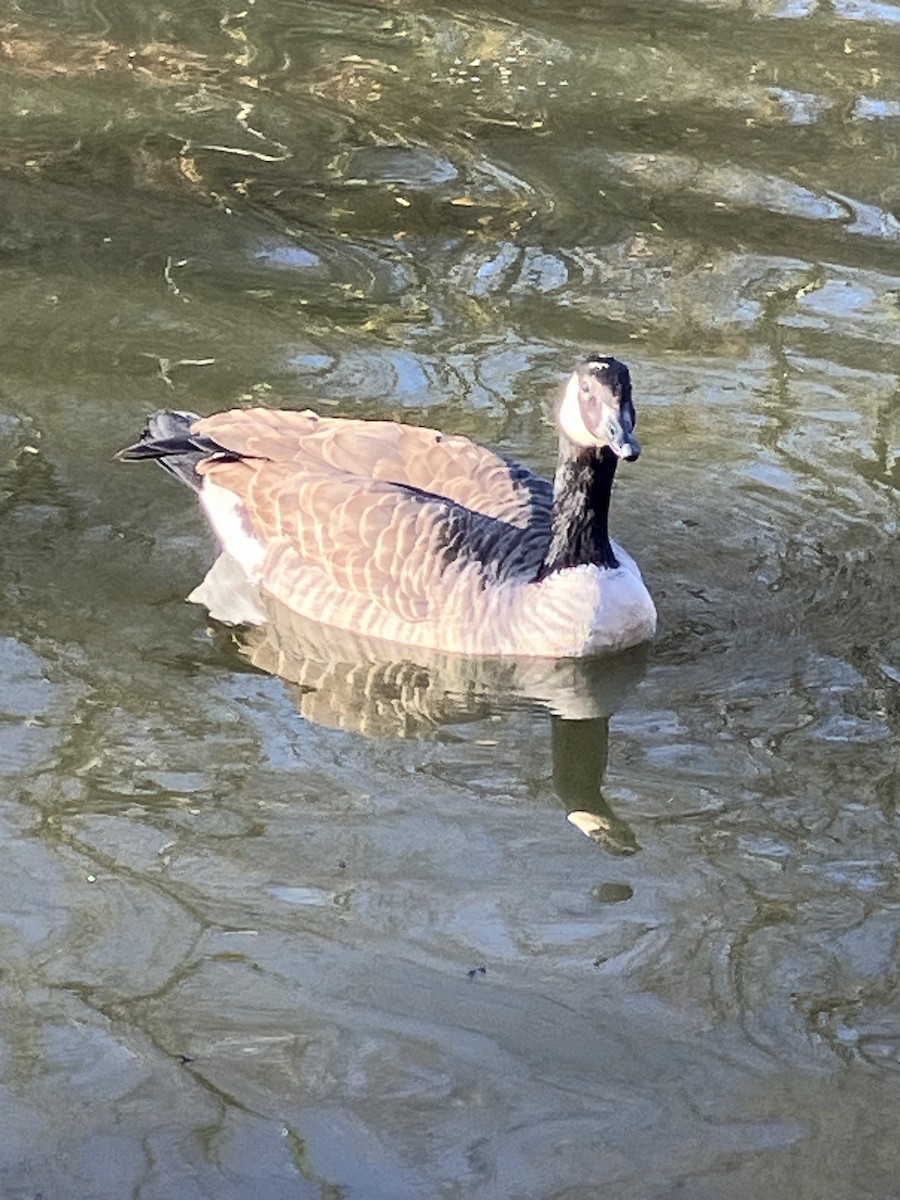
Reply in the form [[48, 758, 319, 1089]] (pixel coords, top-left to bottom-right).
[[550, 716, 639, 856], [539, 445, 619, 579]]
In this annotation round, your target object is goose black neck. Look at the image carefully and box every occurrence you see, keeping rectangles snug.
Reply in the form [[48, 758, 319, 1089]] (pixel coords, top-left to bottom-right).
[[538, 446, 620, 578]]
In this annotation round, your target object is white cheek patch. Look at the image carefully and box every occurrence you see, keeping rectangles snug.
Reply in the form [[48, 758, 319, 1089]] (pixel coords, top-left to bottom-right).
[[557, 371, 597, 447], [199, 478, 266, 575]]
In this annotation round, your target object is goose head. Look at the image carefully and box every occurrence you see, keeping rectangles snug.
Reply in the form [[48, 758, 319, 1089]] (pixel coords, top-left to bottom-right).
[[556, 355, 640, 461], [538, 354, 644, 580]]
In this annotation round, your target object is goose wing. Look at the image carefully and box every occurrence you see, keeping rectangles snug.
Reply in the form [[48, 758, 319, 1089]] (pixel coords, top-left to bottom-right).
[[199, 453, 550, 625], [193, 408, 552, 529]]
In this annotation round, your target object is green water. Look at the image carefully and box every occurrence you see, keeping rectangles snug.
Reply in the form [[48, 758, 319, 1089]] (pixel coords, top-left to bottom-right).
[[1, 1, 900, 1196]]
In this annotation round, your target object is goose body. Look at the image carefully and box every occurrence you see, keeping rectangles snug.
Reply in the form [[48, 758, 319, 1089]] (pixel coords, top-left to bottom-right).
[[118, 355, 657, 658]]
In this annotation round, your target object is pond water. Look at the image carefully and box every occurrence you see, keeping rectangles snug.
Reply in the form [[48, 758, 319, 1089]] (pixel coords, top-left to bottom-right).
[[2, 0, 900, 1196]]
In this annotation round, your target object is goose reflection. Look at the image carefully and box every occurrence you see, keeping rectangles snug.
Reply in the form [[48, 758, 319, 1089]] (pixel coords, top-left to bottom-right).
[[219, 589, 647, 856]]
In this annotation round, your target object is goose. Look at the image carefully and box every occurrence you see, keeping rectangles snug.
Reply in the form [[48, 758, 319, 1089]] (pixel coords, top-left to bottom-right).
[[117, 354, 657, 657]]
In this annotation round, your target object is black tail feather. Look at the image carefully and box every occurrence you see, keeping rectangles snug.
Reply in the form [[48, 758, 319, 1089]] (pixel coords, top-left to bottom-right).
[[116, 410, 232, 492]]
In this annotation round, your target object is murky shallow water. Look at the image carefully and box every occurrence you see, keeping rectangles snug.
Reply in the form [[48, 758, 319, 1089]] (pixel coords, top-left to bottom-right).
[[2, 0, 900, 1196]]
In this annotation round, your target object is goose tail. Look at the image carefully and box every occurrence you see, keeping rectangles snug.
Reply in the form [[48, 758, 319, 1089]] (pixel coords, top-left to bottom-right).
[[116, 410, 230, 492]]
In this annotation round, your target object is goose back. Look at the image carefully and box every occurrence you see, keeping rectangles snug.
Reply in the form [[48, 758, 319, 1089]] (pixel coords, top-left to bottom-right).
[[194, 408, 553, 529]]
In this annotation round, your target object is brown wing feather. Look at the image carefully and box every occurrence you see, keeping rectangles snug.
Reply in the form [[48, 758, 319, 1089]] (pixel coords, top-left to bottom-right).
[[193, 408, 549, 528], [200, 452, 473, 622]]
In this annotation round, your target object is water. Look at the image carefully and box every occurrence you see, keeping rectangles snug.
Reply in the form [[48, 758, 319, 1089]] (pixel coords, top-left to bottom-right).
[[2, 0, 900, 1196]]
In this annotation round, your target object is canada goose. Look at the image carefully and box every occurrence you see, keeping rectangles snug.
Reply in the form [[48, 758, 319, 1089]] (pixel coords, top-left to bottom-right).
[[117, 354, 657, 657]]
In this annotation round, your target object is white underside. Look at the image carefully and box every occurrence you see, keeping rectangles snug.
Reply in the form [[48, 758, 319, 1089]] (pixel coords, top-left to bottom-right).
[[239, 599, 651, 726], [199, 481, 266, 575], [193, 479, 657, 658]]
